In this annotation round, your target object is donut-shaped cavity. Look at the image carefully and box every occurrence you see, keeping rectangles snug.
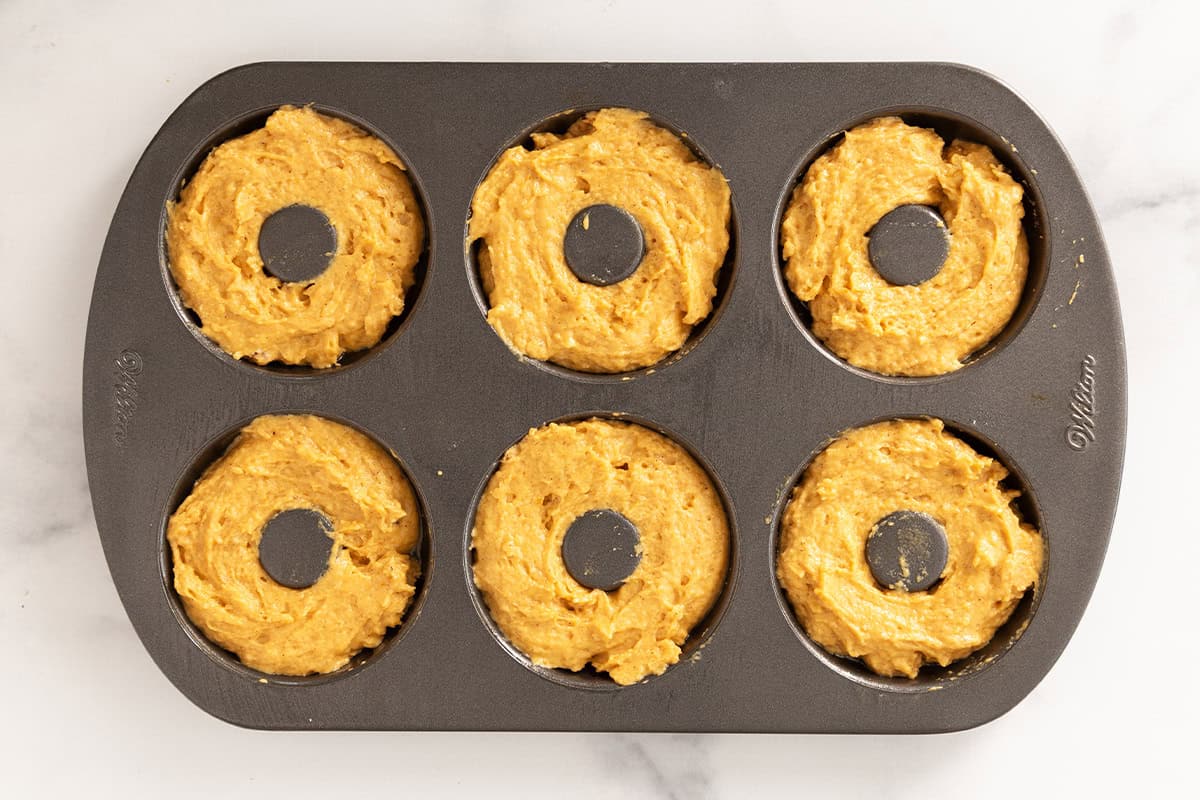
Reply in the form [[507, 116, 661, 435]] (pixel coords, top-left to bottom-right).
[[166, 105, 425, 368], [776, 418, 1044, 679], [780, 116, 1029, 377], [166, 414, 422, 676], [468, 108, 732, 374], [470, 418, 730, 685]]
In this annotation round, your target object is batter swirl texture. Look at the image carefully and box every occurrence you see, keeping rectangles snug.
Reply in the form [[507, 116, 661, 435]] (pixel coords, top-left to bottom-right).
[[471, 419, 729, 684], [777, 418, 1043, 678], [469, 108, 731, 373], [780, 117, 1029, 376], [167, 415, 421, 676], [167, 105, 424, 368]]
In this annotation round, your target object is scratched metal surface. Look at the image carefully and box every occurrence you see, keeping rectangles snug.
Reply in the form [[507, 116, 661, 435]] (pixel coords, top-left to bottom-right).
[[82, 62, 1125, 732]]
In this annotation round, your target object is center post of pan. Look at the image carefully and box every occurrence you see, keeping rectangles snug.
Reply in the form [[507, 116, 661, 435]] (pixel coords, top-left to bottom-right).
[[563, 204, 646, 286], [865, 509, 948, 593], [867, 204, 951, 287], [258, 508, 335, 590], [258, 204, 338, 284], [561, 508, 642, 592]]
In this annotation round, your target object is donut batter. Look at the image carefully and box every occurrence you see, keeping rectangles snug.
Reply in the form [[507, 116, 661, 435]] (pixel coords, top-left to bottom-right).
[[776, 418, 1043, 678], [469, 108, 731, 373], [780, 116, 1029, 376], [471, 419, 729, 684], [167, 415, 421, 676], [167, 105, 424, 368]]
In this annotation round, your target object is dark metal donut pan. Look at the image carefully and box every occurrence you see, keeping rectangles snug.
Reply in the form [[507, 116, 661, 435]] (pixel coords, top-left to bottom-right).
[[83, 62, 1126, 732]]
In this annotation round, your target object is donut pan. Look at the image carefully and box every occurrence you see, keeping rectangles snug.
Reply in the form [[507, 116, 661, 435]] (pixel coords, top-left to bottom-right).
[[82, 62, 1126, 732]]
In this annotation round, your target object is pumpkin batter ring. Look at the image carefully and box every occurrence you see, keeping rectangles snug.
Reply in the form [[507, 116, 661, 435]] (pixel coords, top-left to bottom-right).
[[780, 116, 1029, 377], [166, 105, 425, 368], [471, 418, 730, 685], [776, 417, 1044, 678], [468, 108, 732, 374], [166, 414, 422, 676]]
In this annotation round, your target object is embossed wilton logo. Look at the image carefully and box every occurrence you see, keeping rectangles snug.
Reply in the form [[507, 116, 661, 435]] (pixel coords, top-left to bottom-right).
[[1066, 354, 1097, 451], [112, 349, 143, 447]]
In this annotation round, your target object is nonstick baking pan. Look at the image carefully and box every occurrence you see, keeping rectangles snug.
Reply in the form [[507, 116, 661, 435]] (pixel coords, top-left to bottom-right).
[[82, 62, 1126, 732]]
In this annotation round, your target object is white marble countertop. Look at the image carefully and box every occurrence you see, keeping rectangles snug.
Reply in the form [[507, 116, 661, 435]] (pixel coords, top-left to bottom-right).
[[2, 0, 1195, 795]]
